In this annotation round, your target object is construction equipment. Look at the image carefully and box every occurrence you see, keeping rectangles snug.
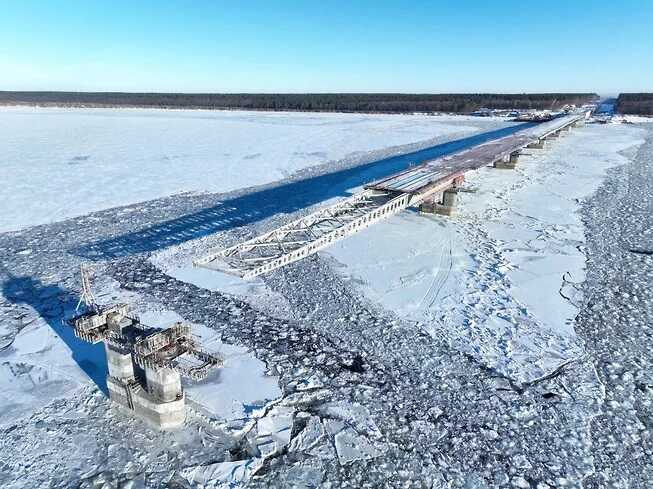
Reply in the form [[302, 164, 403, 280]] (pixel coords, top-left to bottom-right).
[[76, 264, 98, 313], [133, 322, 221, 381], [67, 266, 222, 429]]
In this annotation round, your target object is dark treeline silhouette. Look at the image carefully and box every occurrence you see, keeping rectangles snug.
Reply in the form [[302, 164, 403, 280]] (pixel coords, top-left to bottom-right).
[[0, 91, 596, 114], [617, 93, 653, 115]]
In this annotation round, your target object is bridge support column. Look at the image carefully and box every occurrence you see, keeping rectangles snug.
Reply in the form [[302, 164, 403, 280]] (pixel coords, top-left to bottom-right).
[[437, 188, 458, 216], [528, 140, 545, 149], [419, 188, 458, 217], [494, 152, 519, 170], [419, 194, 439, 214], [106, 344, 134, 380]]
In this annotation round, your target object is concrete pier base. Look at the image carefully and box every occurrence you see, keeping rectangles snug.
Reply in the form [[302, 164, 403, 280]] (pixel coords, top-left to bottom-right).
[[106, 343, 134, 380], [132, 386, 186, 430], [104, 338, 187, 430], [494, 152, 519, 170], [435, 203, 456, 216], [494, 160, 515, 169], [419, 198, 438, 214], [69, 292, 221, 432], [145, 367, 182, 403], [419, 188, 458, 216], [527, 140, 545, 149], [108, 377, 186, 430]]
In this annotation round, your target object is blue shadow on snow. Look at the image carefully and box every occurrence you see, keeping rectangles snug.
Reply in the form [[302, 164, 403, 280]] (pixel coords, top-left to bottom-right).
[[2, 275, 108, 394], [74, 123, 533, 260]]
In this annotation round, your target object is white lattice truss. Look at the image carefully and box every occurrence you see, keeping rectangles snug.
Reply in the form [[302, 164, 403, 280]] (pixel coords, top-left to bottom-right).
[[194, 184, 448, 279], [194, 113, 587, 280]]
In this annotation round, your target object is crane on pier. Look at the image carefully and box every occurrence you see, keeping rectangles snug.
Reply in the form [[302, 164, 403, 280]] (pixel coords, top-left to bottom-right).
[[67, 267, 222, 429]]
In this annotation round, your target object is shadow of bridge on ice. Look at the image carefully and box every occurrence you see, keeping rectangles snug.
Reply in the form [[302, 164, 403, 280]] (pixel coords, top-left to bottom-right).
[[73, 123, 533, 260]]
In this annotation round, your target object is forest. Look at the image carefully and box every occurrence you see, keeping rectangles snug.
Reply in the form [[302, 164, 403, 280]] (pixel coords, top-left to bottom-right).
[[0, 91, 597, 114], [616, 93, 653, 115]]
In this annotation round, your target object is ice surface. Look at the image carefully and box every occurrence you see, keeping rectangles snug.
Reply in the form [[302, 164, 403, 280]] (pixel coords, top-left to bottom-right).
[[137, 306, 283, 422], [0, 106, 491, 232], [254, 405, 294, 456], [180, 459, 261, 488], [2, 108, 648, 487], [325, 124, 646, 382], [184, 339, 282, 422], [333, 428, 384, 465], [0, 304, 106, 423], [320, 402, 385, 465], [288, 416, 326, 454], [180, 405, 295, 487], [150, 248, 293, 318]]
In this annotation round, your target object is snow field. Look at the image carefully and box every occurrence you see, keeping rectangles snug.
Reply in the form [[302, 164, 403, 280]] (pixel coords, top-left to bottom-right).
[[0, 106, 497, 232]]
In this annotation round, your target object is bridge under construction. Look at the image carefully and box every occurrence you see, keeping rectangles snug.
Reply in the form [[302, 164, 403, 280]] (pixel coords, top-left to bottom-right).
[[194, 113, 587, 279]]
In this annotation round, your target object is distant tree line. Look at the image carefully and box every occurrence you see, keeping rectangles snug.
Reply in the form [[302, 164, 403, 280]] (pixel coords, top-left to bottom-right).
[[616, 93, 653, 115], [0, 91, 597, 114]]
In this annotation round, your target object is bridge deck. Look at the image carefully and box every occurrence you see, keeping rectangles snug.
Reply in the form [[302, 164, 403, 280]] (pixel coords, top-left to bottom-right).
[[367, 114, 578, 194], [194, 113, 584, 279]]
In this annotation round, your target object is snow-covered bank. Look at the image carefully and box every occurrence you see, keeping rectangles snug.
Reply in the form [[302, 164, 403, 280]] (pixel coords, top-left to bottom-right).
[[0, 106, 509, 232], [325, 124, 646, 383]]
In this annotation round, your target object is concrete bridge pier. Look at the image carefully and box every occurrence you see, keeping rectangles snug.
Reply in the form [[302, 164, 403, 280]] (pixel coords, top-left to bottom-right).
[[528, 139, 545, 149], [418, 194, 439, 214], [106, 344, 135, 380], [420, 188, 458, 216], [437, 188, 458, 216], [494, 151, 519, 170], [145, 367, 183, 403], [105, 344, 137, 412]]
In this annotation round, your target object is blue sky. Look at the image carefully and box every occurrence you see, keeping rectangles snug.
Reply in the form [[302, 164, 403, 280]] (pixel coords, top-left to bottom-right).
[[0, 0, 650, 94]]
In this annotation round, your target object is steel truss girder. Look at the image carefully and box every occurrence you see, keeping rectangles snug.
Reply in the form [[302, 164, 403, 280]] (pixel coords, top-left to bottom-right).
[[193, 177, 457, 279], [193, 189, 416, 278]]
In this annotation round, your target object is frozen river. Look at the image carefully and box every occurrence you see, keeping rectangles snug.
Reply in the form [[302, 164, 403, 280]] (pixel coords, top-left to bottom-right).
[[0, 108, 650, 488]]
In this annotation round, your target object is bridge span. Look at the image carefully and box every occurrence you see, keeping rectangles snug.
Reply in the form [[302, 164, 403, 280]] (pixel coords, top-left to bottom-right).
[[194, 113, 586, 279]]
